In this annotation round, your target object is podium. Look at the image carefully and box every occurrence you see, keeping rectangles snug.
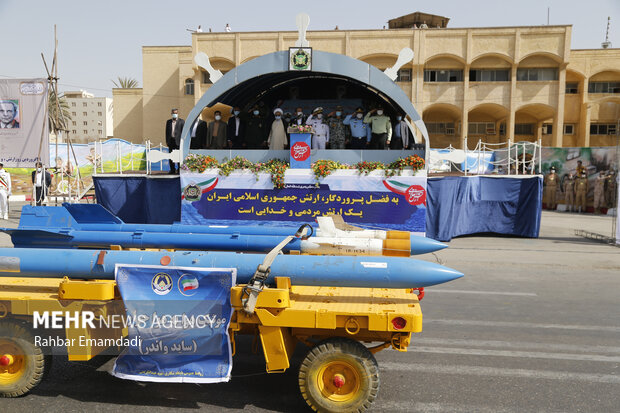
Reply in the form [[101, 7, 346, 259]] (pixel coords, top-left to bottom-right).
[[289, 133, 312, 168]]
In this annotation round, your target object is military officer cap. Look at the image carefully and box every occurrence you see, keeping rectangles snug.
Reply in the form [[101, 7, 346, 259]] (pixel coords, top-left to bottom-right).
[[335, 105, 343, 111], [550, 167, 555, 171], [313, 107, 323, 114], [354, 107, 364, 113]]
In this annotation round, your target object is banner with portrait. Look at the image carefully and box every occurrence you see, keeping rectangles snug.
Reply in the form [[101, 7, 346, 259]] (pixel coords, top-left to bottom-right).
[[0, 78, 49, 167]]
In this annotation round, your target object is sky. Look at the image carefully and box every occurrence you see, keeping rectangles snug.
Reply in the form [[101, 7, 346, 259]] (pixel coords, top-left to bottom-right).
[[1, 0, 619, 98]]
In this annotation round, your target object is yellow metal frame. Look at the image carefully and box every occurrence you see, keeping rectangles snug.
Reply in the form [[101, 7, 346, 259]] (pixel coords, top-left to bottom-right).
[[0, 276, 422, 369]]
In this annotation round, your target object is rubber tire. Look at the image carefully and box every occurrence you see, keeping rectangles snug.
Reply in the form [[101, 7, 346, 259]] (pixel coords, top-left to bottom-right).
[[0, 321, 46, 398], [298, 338, 379, 413]]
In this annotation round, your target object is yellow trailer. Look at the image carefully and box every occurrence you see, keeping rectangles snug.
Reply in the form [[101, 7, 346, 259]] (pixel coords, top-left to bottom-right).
[[0, 276, 422, 412]]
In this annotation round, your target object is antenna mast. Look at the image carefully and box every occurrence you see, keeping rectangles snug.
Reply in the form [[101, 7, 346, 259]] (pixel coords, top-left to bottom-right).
[[602, 16, 612, 49]]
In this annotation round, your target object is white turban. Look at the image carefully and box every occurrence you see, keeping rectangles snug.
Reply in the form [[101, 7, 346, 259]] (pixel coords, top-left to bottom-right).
[[273, 108, 283, 115]]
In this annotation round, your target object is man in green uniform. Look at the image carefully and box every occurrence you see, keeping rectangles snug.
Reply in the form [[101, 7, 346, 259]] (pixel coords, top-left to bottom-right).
[[364, 106, 392, 149], [327, 106, 348, 149], [563, 173, 575, 212], [574, 171, 588, 213], [544, 166, 558, 210], [593, 171, 606, 214]]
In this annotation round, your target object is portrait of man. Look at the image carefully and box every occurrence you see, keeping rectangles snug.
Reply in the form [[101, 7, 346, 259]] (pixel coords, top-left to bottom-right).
[[0, 100, 20, 129]]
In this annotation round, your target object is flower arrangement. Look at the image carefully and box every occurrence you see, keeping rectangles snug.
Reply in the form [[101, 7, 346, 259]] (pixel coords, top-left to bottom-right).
[[311, 159, 349, 186], [261, 159, 289, 189], [182, 153, 424, 188], [354, 161, 385, 176], [385, 154, 425, 177], [287, 125, 315, 134], [218, 156, 256, 176], [182, 154, 218, 173]]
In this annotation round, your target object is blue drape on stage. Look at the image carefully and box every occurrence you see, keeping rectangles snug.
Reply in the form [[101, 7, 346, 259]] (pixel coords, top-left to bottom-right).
[[93, 176, 181, 223], [426, 176, 542, 241]]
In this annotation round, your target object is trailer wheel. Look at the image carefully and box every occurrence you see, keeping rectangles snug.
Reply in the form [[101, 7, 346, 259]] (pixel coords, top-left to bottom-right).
[[0, 321, 46, 398], [298, 338, 379, 412]]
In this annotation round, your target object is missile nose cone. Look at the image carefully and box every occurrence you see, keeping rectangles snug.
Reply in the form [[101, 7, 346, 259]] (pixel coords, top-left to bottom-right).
[[408, 259, 464, 287], [410, 235, 448, 255]]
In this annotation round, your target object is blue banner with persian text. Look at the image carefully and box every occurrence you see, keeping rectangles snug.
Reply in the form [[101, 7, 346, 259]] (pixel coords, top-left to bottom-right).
[[112, 264, 235, 383], [180, 170, 427, 235]]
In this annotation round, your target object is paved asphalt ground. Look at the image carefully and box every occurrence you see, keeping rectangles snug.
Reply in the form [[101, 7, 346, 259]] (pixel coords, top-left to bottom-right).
[[1, 203, 619, 412]]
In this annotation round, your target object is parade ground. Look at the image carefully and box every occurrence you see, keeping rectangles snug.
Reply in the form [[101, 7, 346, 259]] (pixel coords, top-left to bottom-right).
[[1, 205, 618, 412]]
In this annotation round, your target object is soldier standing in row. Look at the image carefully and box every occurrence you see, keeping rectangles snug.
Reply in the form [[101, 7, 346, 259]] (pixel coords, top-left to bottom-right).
[[544, 166, 558, 210], [327, 106, 347, 149], [563, 173, 575, 212], [575, 160, 586, 176], [575, 171, 588, 213], [593, 171, 607, 214], [606, 169, 617, 208]]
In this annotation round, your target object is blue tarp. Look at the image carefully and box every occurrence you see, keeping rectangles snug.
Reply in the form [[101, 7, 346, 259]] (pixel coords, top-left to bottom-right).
[[93, 176, 181, 224], [426, 176, 542, 241]]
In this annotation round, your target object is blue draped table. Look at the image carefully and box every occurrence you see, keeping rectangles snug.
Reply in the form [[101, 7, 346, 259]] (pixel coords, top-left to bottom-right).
[[425, 175, 542, 241], [93, 174, 542, 242]]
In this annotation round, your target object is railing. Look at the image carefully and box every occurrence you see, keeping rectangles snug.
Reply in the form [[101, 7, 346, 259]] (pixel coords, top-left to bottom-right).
[[431, 138, 542, 176]]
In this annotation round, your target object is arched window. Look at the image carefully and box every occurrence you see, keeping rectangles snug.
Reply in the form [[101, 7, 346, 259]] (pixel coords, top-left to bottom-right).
[[184, 78, 194, 95]]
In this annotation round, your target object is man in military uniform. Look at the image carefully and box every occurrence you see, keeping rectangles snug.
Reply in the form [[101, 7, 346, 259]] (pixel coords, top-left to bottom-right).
[[563, 173, 575, 212], [306, 107, 330, 149], [593, 170, 607, 214], [326, 106, 347, 149], [606, 169, 617, 209], [544, 166, 558, 210], [574, 171, 588, 213], [343, 107, 371, 149], [575, 160, 586, 177]]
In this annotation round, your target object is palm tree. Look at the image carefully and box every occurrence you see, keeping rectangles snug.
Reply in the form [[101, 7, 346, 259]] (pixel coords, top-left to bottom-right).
[[48, 89, 71, 133], [112, 77, 139, 88]]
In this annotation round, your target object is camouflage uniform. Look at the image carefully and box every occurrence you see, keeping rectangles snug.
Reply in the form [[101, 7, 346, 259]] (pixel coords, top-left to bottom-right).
[[563, 176, 575, 212], [593, 174, 606, 213], [544, 171, 558, 210], [606, 171, 617, 208], [327, 116, 347, 149], [575, 175, 588, 213]]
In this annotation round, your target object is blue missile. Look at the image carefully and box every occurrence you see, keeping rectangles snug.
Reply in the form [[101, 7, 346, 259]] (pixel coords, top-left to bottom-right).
[[0, 248, 463, 288], [13, 205, 447, 256]]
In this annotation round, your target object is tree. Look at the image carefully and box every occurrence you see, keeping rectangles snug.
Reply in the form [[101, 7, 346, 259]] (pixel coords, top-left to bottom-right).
[[112, 77, 139, 88], [48, 89, 71, 134]]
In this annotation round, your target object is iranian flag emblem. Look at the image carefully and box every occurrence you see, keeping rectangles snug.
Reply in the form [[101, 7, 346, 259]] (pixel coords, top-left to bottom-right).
[[180, 277, 199, 292], [383, 180, 426, 206], [181, 176, 218, 200]]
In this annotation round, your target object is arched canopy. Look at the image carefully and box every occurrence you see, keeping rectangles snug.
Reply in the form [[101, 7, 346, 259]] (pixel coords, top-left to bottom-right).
[[180, 50, 429, 158]]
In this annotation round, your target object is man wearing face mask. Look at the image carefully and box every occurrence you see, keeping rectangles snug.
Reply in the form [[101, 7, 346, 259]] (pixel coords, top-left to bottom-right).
[[246, 106, 267, 149], [574, 171, 588, 213], [268, 108, 288, 150], [207, 111, 228, 149], [391, 114, 413, 150], [227, 106, 246, 149], [292, 107, 306, 126], [326, 106, 347, 149], [165, 108, 185, 173], [31, 162, 52, 207], [343, 107, 371, 149], [306, 107, 330, 149], [0, 163, 11, 219], [364, 105, 392, 149]]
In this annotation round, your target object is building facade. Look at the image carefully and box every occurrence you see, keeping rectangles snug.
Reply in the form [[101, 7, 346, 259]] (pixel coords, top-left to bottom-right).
[[65, 90, 113, 143], [113, 24, 620, 149]]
